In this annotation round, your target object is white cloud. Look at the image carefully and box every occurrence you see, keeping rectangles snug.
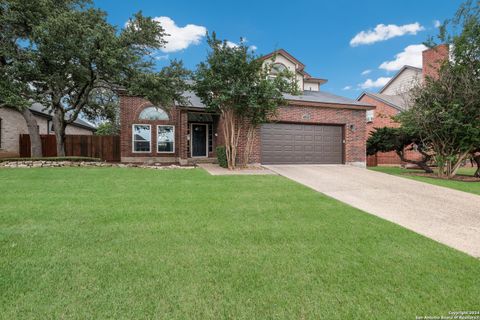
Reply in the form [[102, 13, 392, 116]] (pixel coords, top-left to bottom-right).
[[226, 41, 239, 48], [153, 16, 206, 52], [350, 23, 424, 46], [154, 54, 169, 61], [434, 20, 442, 28], [226, 39, 257, 51], [342, 86, 352, 90], [361, 69, 371, 75], [379, 44, 428, 71], [359, 77, 392, 89]]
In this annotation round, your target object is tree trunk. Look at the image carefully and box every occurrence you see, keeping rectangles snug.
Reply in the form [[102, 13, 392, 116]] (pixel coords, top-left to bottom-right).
[[471, 151, 480, 178], [449, 151, 470, 178], [396, 150, 433, 173], [52, 109, 66, 157], [19, 108, 42, 157], [242, 124, 255, 167], [220, 109, 239, 169]]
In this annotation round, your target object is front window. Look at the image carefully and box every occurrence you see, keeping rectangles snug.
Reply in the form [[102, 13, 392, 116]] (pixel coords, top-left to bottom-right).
[[139, 106, 169, 120], [157, 125, 175, 153], [132, 124, 151, 152]]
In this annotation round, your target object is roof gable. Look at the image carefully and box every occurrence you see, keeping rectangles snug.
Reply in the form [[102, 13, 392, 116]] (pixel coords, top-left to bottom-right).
[[260, 49, 306, 70], [379, 65, 422, 94]]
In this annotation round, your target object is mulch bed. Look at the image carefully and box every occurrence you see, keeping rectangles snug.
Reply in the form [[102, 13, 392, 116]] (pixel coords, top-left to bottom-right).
[[404, 172, 480, 182]]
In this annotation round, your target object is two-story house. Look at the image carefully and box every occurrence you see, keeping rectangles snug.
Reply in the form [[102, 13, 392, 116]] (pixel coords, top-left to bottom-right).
[[119, 49, 373, 166]]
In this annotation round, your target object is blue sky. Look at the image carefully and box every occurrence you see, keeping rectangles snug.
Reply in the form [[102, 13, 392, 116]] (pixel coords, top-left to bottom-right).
[[96, 0, 462, 99]]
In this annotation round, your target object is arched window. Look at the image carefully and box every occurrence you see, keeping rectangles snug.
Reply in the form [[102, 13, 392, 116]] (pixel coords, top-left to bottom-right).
[[138, 106, 169, 120], [271, 63, 287, 75]]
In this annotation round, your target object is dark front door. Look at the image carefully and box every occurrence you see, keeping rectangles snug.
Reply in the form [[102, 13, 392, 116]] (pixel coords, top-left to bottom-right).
[[191, 124, 207, 157]]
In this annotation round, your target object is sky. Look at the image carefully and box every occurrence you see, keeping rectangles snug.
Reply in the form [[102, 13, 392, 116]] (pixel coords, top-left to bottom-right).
[[95, 0, 463, 99]]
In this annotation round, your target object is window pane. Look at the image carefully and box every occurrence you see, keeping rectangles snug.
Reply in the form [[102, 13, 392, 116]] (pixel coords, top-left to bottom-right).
[[139, 107, 169, 120], [134, 141, 150, 152], [158, 126, 174, 152], [133, 125, 151, 152]]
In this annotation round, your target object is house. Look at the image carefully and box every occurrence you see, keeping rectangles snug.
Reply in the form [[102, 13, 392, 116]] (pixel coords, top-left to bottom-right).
[[358, 44, 449, 166], [119, 49, 373, 166], [0, 103, 96, 158]]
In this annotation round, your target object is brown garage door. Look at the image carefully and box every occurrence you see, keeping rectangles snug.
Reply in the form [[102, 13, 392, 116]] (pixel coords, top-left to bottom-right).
[[261, 123, 343, 164]]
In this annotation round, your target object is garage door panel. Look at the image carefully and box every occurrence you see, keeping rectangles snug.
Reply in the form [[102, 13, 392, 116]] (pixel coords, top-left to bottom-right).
[[261, 123, 343, 164]]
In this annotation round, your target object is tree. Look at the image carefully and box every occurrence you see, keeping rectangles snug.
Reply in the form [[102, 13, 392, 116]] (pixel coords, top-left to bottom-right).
[[402, 1, 480, 178], [1, 0, 190, 156], [470, 148, 480, 178], [367, 127, 433, 173], [194, 33, 298, 169], [95, 122, 118, 136], [0, 0, 81, 156]]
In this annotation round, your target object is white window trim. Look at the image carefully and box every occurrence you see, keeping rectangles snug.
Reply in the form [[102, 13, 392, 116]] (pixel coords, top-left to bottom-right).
[[366, 110, 374, 123], [132, 124, 151, 153], [190, 123, 209, 158], [157, 125, 175, 154]]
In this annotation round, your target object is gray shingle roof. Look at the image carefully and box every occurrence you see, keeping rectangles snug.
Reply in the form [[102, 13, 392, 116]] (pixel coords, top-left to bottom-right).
[[180, 90, 372, 109], [29, 103, 97, 130], [284, 90, 372, 107], [359, 92, 408, 111], [178, 90, 207, 109]]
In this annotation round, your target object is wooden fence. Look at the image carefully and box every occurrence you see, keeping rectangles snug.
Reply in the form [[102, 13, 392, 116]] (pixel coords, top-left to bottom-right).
[[19, 134, 121, 162]]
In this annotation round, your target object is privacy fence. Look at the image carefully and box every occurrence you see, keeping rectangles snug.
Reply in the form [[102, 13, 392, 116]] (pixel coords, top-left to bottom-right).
[[19, 134, 120, 162]]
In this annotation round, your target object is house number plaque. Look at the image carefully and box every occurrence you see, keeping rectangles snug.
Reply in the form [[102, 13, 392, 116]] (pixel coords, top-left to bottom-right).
[[302, 113, 312, 120]]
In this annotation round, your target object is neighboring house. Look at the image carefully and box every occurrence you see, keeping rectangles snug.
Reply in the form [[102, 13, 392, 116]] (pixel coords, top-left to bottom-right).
[[0, 103, 96, 158], [358, 44, 448, 166], [119, 49, 373, 166]]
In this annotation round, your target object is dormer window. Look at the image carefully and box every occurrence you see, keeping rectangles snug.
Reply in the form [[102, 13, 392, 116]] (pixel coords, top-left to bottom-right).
[[139, 106, 169, 120]]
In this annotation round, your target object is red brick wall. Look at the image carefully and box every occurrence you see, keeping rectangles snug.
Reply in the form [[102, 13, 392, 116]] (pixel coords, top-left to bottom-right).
[[359, 95, 424, 166], [119, 95, 187, 162], [239, 104, 367, 164], [422, 44, 449, 80], [121, 95, 368, 165]]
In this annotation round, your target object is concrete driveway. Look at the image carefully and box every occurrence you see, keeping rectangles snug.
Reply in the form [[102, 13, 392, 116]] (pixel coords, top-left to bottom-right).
[[264, 165, 480, 257]]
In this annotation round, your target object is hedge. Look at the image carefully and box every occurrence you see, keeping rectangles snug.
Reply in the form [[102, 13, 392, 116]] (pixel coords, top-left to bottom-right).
[[216, 146, 228, 168], [0, 156, 101, 163]]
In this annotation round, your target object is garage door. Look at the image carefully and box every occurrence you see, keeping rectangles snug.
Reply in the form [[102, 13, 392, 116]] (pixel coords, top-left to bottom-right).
[[261, 123, 343, 164]]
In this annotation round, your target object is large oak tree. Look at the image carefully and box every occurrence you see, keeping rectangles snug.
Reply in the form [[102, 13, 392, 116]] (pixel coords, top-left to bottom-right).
[[1, 0, 189, 156]]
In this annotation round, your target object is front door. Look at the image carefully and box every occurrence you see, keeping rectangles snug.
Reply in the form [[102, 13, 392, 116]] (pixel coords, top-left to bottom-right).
[[191, 124, 208, 157]]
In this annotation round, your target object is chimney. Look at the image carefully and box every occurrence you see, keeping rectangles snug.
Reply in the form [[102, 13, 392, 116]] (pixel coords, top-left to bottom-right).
[[422, 44, 449, 80]]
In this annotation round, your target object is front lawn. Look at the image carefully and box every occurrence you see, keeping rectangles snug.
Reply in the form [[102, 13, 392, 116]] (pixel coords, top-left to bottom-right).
[[370, 166, 480, 196], [1, 168, 479, 319]]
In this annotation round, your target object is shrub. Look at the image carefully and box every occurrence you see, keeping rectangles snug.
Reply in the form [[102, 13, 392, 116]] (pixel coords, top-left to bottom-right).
[[0, 157, 101, 163], [216, 146, 228, 168]]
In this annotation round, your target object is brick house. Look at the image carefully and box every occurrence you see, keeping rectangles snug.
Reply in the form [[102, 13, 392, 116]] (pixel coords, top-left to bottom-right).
[[0, 103, 96, 158], [119, 49, 373, 166], [358, 44, 449, 166]]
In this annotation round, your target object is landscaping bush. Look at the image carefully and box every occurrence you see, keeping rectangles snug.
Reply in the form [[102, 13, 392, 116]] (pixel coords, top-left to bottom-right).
[[216, 146, 228, 168], [0, 156, 101, 163]]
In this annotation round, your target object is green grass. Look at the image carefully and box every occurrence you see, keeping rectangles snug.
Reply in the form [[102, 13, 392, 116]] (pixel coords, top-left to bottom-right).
[[1, 168, 479, 319], [370, 166, 480, 196]]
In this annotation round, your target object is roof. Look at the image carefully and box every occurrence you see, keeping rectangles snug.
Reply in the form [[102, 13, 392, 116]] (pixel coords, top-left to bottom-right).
[[260, 49, 306, 70], [304, 77, 328, 85], [284, 90, 372, 108], [178, 88, 372, 110], [177, 90, 207, 109], [357, 92, 407, 111], [29, 103, 97, 131], [379, 65, 422, 94]]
